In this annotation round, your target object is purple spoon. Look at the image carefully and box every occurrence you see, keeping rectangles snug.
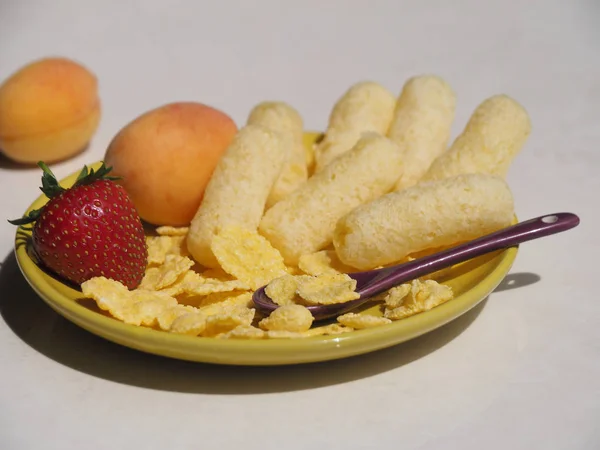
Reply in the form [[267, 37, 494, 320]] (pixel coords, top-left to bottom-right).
[[252, 212, 580, 321]]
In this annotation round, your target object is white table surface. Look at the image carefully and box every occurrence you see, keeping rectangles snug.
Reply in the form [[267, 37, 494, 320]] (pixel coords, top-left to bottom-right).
[[1, 1, 598, 449]]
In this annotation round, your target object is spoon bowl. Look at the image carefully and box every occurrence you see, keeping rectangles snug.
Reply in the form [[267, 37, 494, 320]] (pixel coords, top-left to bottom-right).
[[253, 212, 580, 321]]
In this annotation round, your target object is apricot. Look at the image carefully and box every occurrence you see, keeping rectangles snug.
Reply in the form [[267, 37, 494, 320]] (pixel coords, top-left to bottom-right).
[[104, 102, 238, 226], [0, 57, 101, 164]]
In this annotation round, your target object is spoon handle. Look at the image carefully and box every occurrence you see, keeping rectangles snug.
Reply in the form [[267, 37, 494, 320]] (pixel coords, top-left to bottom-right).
[[360, 212, 580, 297]]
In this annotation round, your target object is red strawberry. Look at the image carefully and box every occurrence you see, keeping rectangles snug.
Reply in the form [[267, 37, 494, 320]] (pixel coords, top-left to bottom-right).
[[10, 162, 148, 289]]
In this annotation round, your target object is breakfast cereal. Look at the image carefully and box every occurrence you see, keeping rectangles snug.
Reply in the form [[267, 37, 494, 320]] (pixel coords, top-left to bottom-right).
[[156, 226, 189, 236], [216, 326, 266, 339], [187, 125, 288, 267], [422, 95, 531, 181], [247, 101, 308, 207], [75, 76, 524, 340], [146, 235, 188, 265], [157, 304, 199, 330], [314, 81, 396, 171], [384, 279, 454, 319], [333, 173, 514, 269], [264, 274, 299, 306], [210, 226, 289, 290], [161, 270, 248, 297], [387, 75, 456, 190], [203, 306, 255, 336], [258, 304, 314, 332], [259, 132, 404, 265], [139, 254, 194, 291], [169, 311, 207, 336], [295, 273, 360, 305], [81, 277, 178, 326], [337, 313, 392, 329], [298, 250, 355, 276]]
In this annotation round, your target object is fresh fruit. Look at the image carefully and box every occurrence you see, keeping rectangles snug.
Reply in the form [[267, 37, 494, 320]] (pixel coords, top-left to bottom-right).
[[0, 57, 101, 164], [104, 102, 238, 226], [9, 162, 147, 289]]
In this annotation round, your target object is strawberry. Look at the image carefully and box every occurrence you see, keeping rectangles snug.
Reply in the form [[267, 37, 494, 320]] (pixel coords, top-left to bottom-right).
[[10, 162, 148, 289]]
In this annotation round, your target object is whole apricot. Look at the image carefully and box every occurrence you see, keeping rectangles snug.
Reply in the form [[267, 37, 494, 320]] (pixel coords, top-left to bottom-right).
[[0, 57, 101, 164], [104, 102, 238, 226]]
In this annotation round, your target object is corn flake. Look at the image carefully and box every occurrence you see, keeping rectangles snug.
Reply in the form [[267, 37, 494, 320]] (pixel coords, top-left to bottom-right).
[[382, 284, 412, 309], [264, 274, 299, 305], [198, 292, 254, 314], [195, 290, 249, 307], [81, 277, 178, 326], [337, 312, 391, 329], [296, 273, 360, 305], [194, 279, 250, 295], [146, 235, 188, 265], [203, 306, 255, 337], [298, 250, 355, 276], [263, 323, 355, 339], [170, 311, 207, 336], [259, 304, 314, 332], [266, 330, 311, 339], [201, 267, 236, 281], [81, 277, 134, 320], [264, 323, 355, 338], [215, 325, 265, 340], [156, 226, 189, 236], [159, 270, 203, 296], [124, 292, 179, 326], [161, 270, 249, 297], [139, 255, 195, 291], [139, 268, 162, 290], [157, 304, 199, 330], [284, 265, 303, 275], [306, 323, 355, 336], [210, 226, 288, 290], [384, 279, 454, 320]]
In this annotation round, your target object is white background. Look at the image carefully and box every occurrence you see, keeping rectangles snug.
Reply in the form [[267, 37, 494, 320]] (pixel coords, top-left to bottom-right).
[[0, 1, 598, 449]]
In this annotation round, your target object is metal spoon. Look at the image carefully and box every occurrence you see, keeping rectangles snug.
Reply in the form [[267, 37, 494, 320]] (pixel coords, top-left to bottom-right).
[[252, 212, 580, 321]]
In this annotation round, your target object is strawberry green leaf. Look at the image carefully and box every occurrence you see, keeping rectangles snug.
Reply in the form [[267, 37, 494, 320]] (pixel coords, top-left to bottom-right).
[[73, 161, 121, 187], [8, 208, 41, 226], [38, 161, 66, 199], [75, 165, 90, 184]]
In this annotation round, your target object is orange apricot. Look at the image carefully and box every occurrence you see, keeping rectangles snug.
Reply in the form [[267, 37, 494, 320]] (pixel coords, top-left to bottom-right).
[[0, 57, 101, 164], [104, 102, 238, 226]]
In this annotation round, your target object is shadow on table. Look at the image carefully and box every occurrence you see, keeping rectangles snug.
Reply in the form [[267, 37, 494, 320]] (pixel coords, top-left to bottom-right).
[[0, 251, 540, 395], [0, 144, 90, 170], [0, 153, 41, 170], [492, 272, 540, 292]]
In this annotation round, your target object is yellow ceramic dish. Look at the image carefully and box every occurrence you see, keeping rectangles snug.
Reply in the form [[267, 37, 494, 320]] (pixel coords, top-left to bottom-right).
[[13, 132, 518, 366]]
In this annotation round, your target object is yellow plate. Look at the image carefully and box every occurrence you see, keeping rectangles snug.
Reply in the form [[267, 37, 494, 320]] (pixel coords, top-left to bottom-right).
[[13, 132, 518, 366]]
